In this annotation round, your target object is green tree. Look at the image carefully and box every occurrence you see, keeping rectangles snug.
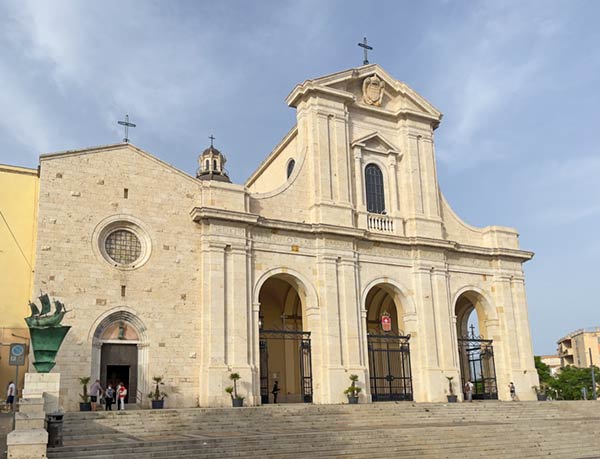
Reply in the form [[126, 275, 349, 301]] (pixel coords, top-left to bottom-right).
[[534, 356, 553, 387], [548, 365, 599, 400]]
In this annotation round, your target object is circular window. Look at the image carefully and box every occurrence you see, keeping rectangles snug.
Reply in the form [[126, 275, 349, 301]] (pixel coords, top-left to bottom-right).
[[94, 217, 151, 270], [104, 229, 142, 265]]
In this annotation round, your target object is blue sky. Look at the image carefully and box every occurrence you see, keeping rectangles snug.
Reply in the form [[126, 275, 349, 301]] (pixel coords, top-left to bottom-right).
[[1, 0, 598, 355]]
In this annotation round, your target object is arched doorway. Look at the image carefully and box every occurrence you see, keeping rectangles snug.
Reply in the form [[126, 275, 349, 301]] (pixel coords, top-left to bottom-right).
[[365, 283, 413, 401], [455, 291, 498, 400], [91, 310, 148, 406], [258, 275, 312, 404]]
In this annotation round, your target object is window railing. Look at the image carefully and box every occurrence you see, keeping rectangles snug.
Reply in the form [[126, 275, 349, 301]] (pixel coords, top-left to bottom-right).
[[367, 214, 394, 233]]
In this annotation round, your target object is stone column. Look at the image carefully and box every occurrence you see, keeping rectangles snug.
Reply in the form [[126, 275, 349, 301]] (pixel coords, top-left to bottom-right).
[[315, 255, 344, 403]]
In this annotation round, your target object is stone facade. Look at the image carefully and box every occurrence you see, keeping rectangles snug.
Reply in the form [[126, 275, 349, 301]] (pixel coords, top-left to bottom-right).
[[32, 64, 538, 410]]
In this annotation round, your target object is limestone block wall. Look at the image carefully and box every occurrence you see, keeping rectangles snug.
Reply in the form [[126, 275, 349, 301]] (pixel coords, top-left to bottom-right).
[[33, 145, 203, 410]]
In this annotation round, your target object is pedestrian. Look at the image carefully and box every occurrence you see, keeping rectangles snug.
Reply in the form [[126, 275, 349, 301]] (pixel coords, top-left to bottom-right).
[[105, 384, 115, 411], [271, 381, 280, 404], [117, 382, 127, 410], [509, 382, 517, 401], [464, 380, 474, 402], [89, 379, 103, 411], [5, 380, 16, 411]]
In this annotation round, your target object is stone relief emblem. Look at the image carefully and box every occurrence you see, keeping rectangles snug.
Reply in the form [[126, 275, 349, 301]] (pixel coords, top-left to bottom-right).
[[362, 74, 385, 106]]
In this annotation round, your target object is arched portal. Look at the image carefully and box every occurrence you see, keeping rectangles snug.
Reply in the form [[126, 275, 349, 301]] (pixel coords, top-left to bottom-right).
[[258, 275, 312, 404], [365, 283, 413, 401], [455, 291, 498, 400], [91, 310, 149, 406]]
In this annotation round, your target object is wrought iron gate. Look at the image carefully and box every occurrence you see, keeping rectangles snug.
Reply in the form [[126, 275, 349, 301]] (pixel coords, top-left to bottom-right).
[[259, 330, 313, 403], [367, 334, 413, 401], [458, 334, 498, 400]]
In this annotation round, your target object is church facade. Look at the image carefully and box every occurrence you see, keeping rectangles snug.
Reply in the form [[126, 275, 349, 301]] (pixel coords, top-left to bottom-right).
[[32, 64, 538, 410]]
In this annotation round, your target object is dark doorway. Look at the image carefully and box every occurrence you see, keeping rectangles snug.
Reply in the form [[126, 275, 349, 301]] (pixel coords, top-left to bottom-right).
[[101, 343, 138, 404], [106, 365, 131, 403]]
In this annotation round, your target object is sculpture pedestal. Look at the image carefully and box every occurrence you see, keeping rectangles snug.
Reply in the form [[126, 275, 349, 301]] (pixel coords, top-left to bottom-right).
[[7, 373, 61, 459], [22, 373, 61, 414]]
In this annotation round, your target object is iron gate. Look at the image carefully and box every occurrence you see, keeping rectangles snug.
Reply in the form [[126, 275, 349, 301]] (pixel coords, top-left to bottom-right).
[[367, 334, 413, 401], [458, 334, 498, 400], [259, 330, 313, 403]]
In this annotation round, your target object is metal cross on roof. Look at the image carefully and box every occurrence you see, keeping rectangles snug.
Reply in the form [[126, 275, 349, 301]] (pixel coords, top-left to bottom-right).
[[117, 114, 136, 143], [209, 134, 215, 147], [358, 36, 373, 65]]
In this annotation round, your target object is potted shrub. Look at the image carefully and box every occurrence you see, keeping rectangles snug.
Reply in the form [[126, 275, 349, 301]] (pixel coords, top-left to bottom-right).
[[533, 385, 548, 401], [225, 372, 244, 407], [344, 374, 361, 404], [446, 376, 458, 403], [148, 376, 167, 409], [79, 376, 92, 411]]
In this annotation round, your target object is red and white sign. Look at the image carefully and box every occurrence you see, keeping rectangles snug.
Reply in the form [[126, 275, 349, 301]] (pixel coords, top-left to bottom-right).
[[381, 314, 392, 332]]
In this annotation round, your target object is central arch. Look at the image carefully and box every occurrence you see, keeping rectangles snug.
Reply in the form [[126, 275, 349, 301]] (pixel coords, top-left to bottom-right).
[[364, 282, 413, 402], [257, 272, 313, 404]]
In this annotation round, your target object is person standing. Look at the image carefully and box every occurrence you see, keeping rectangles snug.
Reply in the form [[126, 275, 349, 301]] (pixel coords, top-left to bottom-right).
[[6, 381, 16, 411], [509, 382, 517, 401], [271, 381, 280, 404], [117, 383, 127, 411], [464, 380, 474, 402], [104, 384, 115, 411], [89, 379, 103, 411]]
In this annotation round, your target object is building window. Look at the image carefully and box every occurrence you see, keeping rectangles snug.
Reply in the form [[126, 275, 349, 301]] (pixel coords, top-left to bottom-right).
[[287, 159, 295, 178], [105, 230, 142, 265], [213, 159, 218, 171], [365, 163, 385, 214]]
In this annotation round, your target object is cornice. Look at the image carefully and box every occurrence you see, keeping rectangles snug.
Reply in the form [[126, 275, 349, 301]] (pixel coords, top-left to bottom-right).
[[190, 209, 533, 262]]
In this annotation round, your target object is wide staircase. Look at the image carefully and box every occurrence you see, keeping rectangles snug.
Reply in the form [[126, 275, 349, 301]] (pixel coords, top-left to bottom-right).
[[48, 401, 600, 459]]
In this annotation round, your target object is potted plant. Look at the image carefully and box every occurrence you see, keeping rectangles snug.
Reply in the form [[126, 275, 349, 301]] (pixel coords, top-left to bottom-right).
[[225, 372, 244, 407], [148, 376, 167, 409], [344, 374, 361, 404], [446, 376, 458, 403], [533, 385, 548, 401], [79, 376, 92, 411]]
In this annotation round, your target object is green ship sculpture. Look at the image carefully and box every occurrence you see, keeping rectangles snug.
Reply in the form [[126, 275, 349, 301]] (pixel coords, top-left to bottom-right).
[[25, 294, 71, 373]]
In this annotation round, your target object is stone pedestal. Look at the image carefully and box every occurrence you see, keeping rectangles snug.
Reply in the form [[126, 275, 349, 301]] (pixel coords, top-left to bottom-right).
[[22, 373, 61, 414], [7, 429, 48, 458], [7, 373, 61, 459]]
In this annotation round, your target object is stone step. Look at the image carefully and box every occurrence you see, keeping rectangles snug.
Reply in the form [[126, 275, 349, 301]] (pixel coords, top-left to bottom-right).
[[47, 401, 600, 458]]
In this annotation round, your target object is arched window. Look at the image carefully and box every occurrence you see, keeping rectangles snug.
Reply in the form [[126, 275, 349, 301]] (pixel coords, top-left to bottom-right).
[[287, 159, 295, 179], [213, 159, 218, 171], [365, 164, 385, 214], [205, 159, 209, 170]]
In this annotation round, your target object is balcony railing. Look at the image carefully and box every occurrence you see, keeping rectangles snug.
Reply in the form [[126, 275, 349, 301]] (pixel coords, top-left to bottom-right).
[[367, 214, 394, 233]]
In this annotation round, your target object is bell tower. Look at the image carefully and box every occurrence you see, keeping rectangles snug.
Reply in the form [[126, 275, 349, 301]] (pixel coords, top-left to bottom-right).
[[196, 135, 231, 183]]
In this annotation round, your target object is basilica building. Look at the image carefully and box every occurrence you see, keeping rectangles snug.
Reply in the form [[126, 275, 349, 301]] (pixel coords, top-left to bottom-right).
[[32, 64, 538, 410]]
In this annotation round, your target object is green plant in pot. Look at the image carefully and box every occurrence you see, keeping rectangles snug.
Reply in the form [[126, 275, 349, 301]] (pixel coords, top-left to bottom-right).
[[446, 376, 458, 403], [148, 376, 167, 409], [226, 372, 244, 407], [79, 376, 92, 411], [344, 374, 361, 404]]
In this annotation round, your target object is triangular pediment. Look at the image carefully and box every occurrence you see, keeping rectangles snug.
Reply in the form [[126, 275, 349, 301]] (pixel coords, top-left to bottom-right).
[[286, 64, 442, 125], [351, 132, 401, 156]]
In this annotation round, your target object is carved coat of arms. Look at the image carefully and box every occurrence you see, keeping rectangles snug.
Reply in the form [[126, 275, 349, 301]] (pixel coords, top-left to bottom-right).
[[362, 74, 385, 106]]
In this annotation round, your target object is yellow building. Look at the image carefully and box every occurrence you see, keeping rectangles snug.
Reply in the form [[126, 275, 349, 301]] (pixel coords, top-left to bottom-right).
[[557, 327, 600, 368], [0, 163, 39, 398]]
